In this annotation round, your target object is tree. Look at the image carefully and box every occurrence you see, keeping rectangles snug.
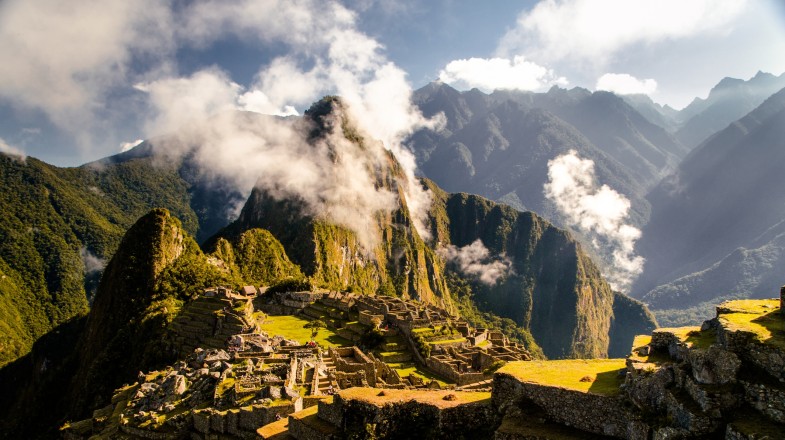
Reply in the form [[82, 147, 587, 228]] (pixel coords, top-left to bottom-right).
[[303, 319, 326, 341]]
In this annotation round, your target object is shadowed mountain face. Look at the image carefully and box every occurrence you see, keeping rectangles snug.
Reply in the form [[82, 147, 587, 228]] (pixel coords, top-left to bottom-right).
[[634, 87, 785, 324], [410, 83, 687, 224], [675, 71, 785, 149]]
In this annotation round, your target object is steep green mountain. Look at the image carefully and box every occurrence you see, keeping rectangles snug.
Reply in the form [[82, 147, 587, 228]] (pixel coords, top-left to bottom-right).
[[424, 181, 655, 358], [0, 138, 246, 367], [69, 209, 236, 414], [675, 71, 785, 148], [634, 86, 785, 324], [212, 97, 452, 309], [0, 209, 236, 438], [207, 228, 303, 286], [204, 97, 653, 359]]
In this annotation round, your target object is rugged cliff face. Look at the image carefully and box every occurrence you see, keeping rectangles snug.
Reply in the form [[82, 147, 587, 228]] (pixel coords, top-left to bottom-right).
[[425, 180, 633, 358]]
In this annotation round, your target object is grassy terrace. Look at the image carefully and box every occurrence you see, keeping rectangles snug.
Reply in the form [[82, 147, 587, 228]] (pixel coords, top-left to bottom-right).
[[717, 299, 784, 348], [497, 359, 627, 396], [259, 315, 352, 347], [654, 325, 716, 349], [386, 362, 452, 386], [337, 387, 491, 409]]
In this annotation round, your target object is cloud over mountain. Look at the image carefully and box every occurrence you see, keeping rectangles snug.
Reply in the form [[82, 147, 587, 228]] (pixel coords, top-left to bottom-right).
[[544, 150, 644, 292], [596, 73, 657, 95], [438, 56, 567, 92]]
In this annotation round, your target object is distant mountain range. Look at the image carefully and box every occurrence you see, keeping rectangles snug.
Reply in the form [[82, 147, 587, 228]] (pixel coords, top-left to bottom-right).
[[634, 86, 785, 324], [408, 72, 785, 325]]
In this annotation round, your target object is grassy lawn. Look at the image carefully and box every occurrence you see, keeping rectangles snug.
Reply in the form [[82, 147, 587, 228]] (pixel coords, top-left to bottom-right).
[[427, 338, 466, 346], [259, 314, 352, 348], [718, 299, 784, 348], [497, 359, 627, 396], [386, 362, 453, 386]]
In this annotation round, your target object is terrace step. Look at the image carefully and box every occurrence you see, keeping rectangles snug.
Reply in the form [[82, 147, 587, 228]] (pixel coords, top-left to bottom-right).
[[287, 405, 339, 440]]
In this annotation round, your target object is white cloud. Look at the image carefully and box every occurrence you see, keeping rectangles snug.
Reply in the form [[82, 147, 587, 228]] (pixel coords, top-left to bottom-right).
[[438, 56, 567, 92], [80, 247, 106, 274], [119, 139, 144, 152], [498, 0, 746, 66], [596, 73, 657, 95], [0, 0, 173, 146], [0, 137, 26, 160], [438, 240, 512, 285], [134, 0, 441, 249], [135, 69, 243, 137], [544, 150, 644, 292]]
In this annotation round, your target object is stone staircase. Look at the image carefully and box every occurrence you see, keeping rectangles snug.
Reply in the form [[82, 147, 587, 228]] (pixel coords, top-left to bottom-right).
[[315, 357, 337, 395]]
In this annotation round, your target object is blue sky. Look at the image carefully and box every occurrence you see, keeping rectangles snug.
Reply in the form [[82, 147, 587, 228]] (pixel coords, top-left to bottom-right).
[[0, 0, 783, 166]]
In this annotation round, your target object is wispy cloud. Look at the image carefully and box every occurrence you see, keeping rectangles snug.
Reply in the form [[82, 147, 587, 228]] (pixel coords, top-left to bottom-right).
[[132, 0, 441, 248], [438, 239, 512, 285], [119, 139, 144, 152], [0, 137, 26, 161], [497, 0, 746, 66], [0, 0, 173, 149], [596, 73, 657, 95], [80, 247, 106, 275], [544, 150, 644, 292]]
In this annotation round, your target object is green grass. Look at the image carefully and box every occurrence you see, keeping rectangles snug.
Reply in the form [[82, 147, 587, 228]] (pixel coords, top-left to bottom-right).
[[497, 359, 627, 396], [718, 299, 784, 348], [427, 338, 466, 346], [386, 362, 453, 386], [259, 314, 352, 347], [338, 387, 490, 409]]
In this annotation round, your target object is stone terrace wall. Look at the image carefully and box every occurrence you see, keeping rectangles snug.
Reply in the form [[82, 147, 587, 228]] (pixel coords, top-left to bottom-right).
[[316, 390, 496, 439], [492, 372, 645, 439]]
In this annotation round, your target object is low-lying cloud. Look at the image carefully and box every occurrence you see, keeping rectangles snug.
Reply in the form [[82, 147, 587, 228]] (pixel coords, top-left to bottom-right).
[[438, 56, 567, 92], [596, 73, 657, 95], [0, 137, 26, 161], [133, 0, 441, 250], [544, 150, 644, 292], [438, 239, 512, 286], [80, 247, 106, 275]]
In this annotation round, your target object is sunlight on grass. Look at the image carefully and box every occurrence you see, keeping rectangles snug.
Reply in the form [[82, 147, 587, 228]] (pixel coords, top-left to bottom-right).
[[338, 387, 490, 409], [259, 315, 352, 348], [718, 299, 784, 349], [497, 359, 626, 396], [386, 362, 453, 386]]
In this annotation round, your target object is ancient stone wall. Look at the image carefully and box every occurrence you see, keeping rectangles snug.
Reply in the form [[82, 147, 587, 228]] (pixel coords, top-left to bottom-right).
[[492, 372, 644, 438]]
